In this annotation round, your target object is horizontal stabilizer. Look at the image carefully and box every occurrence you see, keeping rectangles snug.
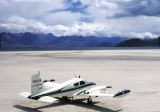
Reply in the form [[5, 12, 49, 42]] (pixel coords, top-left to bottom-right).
[[38, 96, 58, 103], [113, 89, 130, 98], [19, 92, 31, 98]]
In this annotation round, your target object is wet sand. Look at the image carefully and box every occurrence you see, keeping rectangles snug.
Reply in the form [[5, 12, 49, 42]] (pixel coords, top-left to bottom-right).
[[0, 49, 160, 112]]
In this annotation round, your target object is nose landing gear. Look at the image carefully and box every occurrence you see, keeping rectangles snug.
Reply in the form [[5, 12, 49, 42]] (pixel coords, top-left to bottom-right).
[[87, 96, 92, 104]]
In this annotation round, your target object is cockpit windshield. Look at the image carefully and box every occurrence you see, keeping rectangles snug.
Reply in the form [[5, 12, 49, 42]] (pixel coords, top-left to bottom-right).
[[74, 82, 79, 87], [80, 81, 85, 85], [73, 80, 87, 87]]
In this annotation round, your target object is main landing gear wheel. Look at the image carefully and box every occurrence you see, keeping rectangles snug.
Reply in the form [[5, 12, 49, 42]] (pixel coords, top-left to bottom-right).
[[70, 97, 73, 103], [87, 96, 92, 104]]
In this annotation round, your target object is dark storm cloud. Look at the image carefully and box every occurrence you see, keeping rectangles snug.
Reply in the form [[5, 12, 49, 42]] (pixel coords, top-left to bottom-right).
[[115, 0, 160, 17], [64, 0, 88, 13]]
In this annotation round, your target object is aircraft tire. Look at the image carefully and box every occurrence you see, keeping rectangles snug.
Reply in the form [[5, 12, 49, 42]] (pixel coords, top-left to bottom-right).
[[87, 97, 92, 104]]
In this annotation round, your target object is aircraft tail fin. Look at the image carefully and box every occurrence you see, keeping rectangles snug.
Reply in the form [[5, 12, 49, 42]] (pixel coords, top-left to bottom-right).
[[31, 71, 43, 96]]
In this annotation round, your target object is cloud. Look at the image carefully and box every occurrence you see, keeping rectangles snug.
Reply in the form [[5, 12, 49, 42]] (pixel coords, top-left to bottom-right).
[[105, 16, 160, 34], [0, 16, 46, 33], [41, 11, 82, 26], [0, 0, 159, 38], [0, 0, 65, 18], [0, 16, 106, 36], [126, 0, 160, 17], [0, 16, 158, 39]]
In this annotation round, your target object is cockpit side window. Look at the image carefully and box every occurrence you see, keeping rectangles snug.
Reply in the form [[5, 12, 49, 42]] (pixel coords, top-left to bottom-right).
[[74, 82, 79, 87], [80, 81, 85, 85]]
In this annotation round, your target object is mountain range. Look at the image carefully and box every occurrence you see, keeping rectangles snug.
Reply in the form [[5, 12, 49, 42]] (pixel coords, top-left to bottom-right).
[[0, 32, 159, 50], [117, 38, 160, 47]]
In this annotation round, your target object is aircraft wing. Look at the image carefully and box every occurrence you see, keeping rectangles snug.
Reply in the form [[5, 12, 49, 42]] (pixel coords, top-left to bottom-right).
[[88, 89, 130, 98], [74, 86, 130, 98], [19, 91, 58, 103]]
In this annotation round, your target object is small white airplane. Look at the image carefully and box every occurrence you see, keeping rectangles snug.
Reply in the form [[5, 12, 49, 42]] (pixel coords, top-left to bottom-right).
[[20, 72, 130, 104]]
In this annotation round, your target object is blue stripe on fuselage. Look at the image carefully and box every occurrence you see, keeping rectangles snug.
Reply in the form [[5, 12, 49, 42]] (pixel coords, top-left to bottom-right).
[[32, 82, 96, 98]]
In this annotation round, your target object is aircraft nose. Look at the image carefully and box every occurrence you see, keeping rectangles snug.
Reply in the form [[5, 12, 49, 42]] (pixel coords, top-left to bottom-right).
[[89, 82, 96, 85]]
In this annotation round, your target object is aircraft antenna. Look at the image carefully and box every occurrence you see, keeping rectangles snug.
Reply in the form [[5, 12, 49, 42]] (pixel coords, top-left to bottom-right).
[[75, 74, 78, 78]]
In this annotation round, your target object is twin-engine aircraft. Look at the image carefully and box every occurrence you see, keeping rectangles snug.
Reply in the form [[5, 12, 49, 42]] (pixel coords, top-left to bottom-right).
[[20, 72, 130, 104]]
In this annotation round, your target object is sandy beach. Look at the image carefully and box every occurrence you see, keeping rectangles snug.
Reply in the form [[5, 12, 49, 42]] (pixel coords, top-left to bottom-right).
[[0, 49, 160, 112]]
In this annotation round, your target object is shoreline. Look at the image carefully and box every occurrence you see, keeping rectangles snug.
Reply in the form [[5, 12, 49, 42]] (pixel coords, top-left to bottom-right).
[[0, 47, 160, 52]]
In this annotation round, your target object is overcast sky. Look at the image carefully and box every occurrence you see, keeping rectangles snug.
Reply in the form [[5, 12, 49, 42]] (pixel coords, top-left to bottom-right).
[[0, 0, 160, 38]]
